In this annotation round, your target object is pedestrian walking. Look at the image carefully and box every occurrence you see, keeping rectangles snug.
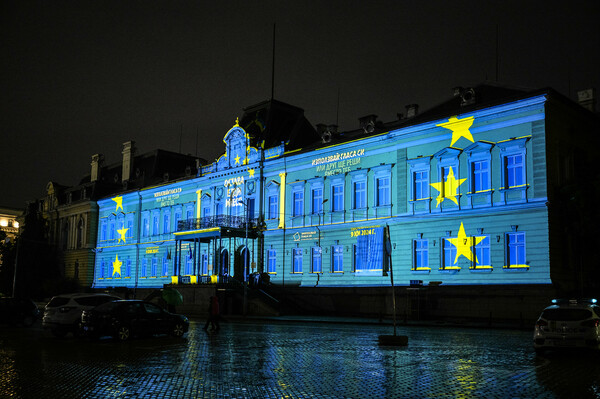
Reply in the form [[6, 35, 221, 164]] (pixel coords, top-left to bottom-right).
[[203, 296, 220, 331]]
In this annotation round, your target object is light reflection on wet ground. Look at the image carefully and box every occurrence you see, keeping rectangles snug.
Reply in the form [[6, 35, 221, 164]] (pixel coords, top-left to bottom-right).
[[1, 320, 600, 398]]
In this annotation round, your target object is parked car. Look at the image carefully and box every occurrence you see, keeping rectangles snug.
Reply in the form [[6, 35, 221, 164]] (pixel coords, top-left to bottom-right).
[[81, 300, 189, 341], [0, 297, 40, 327], [42, 293, 121, 337], [534, 298, 600, 353]]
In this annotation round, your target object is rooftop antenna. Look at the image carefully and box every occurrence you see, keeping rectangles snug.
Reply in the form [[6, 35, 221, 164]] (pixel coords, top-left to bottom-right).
[[271, 23, 276, 100]]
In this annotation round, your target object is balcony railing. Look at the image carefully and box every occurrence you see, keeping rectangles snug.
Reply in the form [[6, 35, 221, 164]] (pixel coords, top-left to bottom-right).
[[177, 216, 257, 232]]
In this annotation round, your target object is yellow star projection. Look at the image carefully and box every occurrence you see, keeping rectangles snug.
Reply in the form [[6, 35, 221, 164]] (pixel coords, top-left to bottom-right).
[[430, 167, 466, 206], [437, 116, 475, 146], [112, 196, 123, 212], [234, 155, 241, 165], [112, 254, 122, 277], [248, 168, 255, 178], [445, 222, 485, 264], [117, 226, 128, 243]]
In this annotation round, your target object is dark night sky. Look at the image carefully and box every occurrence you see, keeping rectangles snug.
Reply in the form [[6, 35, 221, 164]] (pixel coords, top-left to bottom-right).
[[1, 1, 599, 209]]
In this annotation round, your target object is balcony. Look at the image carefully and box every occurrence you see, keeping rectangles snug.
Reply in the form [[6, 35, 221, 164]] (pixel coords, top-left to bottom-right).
[[177, 216, 257, 232]]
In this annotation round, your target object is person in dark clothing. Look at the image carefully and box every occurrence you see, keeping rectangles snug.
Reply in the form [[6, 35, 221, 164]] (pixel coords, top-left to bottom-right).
[[203, 296, 220, 331]]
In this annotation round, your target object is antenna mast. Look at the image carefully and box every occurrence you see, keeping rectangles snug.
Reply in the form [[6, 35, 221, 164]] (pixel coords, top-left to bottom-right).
[[271, 23, 276, 100]]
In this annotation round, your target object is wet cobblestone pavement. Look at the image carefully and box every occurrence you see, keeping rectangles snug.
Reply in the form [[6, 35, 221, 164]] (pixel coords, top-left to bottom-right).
[[1, 319, 600, 398]]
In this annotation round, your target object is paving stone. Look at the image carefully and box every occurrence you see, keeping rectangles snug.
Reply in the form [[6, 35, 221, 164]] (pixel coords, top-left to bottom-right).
[[1, 320, 600, 398]]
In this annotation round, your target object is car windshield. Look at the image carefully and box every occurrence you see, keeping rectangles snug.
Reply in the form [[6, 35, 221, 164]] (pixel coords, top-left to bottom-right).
[[47, 297, 70, 307], [542, 308, 593, 321], [94, 301, 120, 312], [75, 296, 119, 306]]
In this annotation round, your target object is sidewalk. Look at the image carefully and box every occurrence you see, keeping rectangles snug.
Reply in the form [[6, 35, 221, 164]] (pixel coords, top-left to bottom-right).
[[212, 313, 533, 331]]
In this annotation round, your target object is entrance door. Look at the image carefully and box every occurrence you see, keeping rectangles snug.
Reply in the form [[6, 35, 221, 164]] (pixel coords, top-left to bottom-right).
[[220, 249, 229, 279], [234, 247, 250, 281]]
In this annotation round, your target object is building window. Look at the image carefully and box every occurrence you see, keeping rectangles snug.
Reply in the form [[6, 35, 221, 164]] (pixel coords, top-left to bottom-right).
[[353, 181, 366, 209], [376, 176, 390, 206], [186, 208, 194, 221], [413, 171, 429, 200], [267, 249, 277, 273], [127, 218, 134, 238], [413, 239, 429, 270], [151, 257, 157, 277], [163, 213, 170, 234], [312, 188, 323, 214], [185, 252, 193, 275], [292, 248, 302, 273], [162, 256, 168, 276], [141, 259, 147, 278], [100, 260, 105, 279], [505, 154, 525, 188], [142, 217, 149, 237], [268, 195, 278, 219], [126, 259, 131, 278], [101, 222, 107, 241], [152, 215, 159, 236], [506, 232, 526, 267], [471, 160, 490, 192], [216, 202, 224, 216], [311, 247, 322, 273], [474, 236, 491, 268], [174, 211, 182, 231], [200, 252, 208, 275], [293, 191, 303, 217], [109, 220, 115, 240], [441, 237, 458, 270], [332, 184, 344, 212], [332, 245, 343, 272]]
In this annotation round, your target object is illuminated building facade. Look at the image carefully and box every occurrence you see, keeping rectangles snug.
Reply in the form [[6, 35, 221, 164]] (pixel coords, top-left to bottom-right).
[[92, 87, 599, 306], [31, 143, 201, 288]]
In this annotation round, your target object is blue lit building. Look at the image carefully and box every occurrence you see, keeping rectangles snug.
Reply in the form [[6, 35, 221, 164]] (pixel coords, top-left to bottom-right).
[[92, 86, 599, 319]]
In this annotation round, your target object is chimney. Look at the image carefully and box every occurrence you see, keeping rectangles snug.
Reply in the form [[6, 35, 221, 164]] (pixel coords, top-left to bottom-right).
[[359, 115, 378, 133], [90, 154, 104, 182], [405, 104, 419, 118], [121, 141, 136, 183], [577, 88, 596, 112]]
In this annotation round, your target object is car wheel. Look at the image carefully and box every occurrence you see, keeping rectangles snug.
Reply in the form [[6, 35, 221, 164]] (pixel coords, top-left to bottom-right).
[[73, 323, 84, 338], [171, 323, 185, 338], [116, 325, 131, 341], [21, 316, 34, 327], [51, 328, 67, 338]]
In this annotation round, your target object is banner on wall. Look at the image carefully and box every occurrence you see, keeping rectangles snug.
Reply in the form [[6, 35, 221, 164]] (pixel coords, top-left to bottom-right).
[[354, 227, 384, 272]]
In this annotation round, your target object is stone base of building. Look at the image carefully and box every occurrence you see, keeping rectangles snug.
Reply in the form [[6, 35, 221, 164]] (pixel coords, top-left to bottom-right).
[[101, 283, 558, 328]]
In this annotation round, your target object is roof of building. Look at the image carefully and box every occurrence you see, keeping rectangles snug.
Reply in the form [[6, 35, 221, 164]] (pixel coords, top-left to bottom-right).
[[238, 98, 321, 151]]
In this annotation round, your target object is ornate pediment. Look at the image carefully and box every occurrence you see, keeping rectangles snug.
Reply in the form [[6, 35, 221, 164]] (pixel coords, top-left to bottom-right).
[[215, 120, 260, 172]]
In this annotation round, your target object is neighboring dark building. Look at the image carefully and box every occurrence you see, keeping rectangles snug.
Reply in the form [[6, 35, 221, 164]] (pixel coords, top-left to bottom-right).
[[27, 141, 203, 288]]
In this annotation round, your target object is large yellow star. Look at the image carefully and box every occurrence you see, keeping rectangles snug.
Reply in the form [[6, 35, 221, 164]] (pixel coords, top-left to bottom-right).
[[234, 155, 241, 165], [430, 167, 466, 206], [446, 222, 485, 264], [112, 196, 123, 212], [248, 168, 255, 178], [112, 254, 122, 277], [117, 226, 128, 243], [437, 116, 475, 146]]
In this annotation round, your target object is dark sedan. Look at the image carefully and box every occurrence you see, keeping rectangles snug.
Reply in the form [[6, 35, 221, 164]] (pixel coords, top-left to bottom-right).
[[0, 297, 40, 327], [81, 300, 189, 341]]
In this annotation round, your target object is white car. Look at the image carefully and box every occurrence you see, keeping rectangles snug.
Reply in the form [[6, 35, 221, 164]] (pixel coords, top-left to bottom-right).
[[42, 293, 120, 337], [533, 298, 600, 353]]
